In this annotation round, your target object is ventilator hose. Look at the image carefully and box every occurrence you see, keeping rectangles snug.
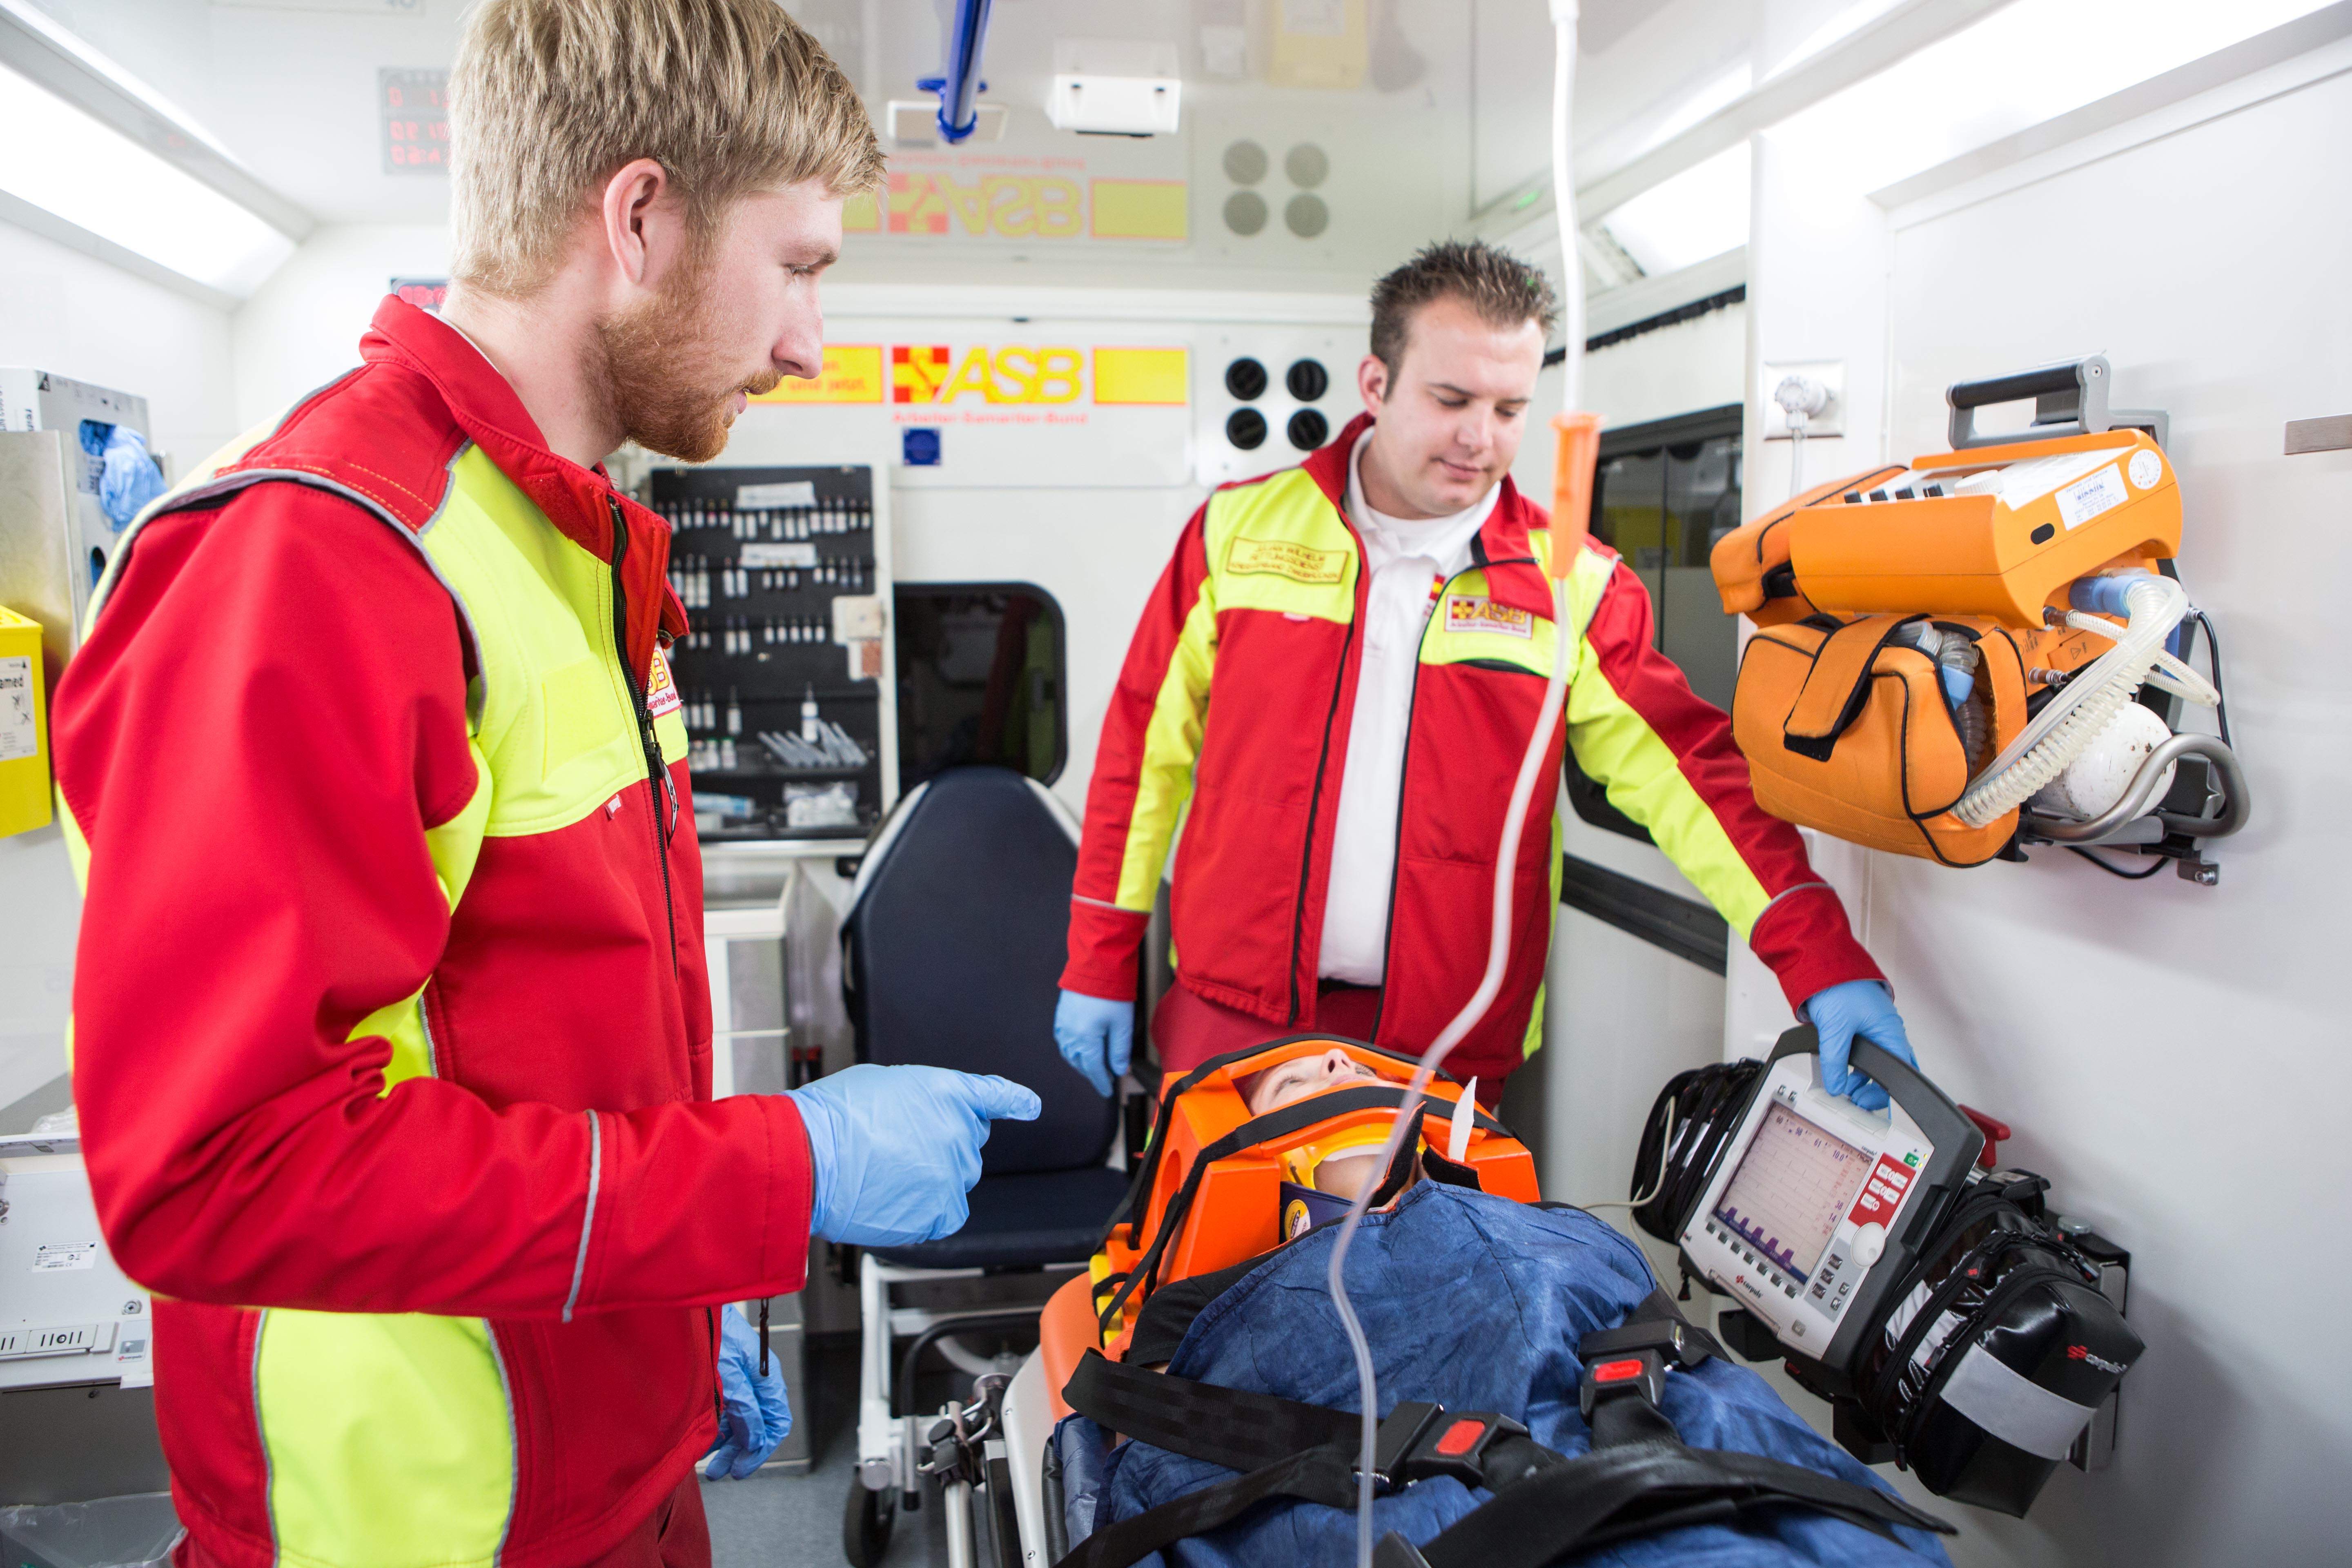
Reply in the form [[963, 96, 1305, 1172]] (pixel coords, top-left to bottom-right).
[[1953, 574, 2187, 827], [1324, 579, 1572, 1567], [1328, 12, 1585, 1564]]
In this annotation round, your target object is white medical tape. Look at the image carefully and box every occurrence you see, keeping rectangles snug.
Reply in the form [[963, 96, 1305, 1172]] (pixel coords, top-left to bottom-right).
[[1936, 1343, 2099, 1460]]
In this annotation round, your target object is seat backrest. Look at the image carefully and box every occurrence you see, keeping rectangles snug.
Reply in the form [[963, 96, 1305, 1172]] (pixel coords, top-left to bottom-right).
[[842, 766, 1114, 1175]]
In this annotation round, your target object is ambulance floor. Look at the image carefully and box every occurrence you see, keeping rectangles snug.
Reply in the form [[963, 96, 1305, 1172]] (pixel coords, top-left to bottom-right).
[[702, 1331, 956, 1568]]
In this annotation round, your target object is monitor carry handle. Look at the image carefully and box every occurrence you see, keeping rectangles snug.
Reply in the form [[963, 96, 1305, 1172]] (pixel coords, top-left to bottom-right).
[[1946, 356, 2168, 451], [1762, 1026, 1985, 1168]]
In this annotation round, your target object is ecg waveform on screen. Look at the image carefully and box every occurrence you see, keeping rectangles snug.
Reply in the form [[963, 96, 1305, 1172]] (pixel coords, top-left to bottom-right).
[[1714, 1103, 1869, 1283]]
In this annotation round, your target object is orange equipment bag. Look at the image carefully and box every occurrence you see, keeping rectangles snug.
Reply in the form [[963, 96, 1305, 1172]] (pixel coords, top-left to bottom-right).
[[1733, 613, 2031, 866], [1042, 1037, 1537, 1399]]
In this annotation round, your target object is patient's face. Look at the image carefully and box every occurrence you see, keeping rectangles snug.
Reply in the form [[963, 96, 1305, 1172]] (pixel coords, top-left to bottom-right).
[[1248, 1047, 1379, 1115]]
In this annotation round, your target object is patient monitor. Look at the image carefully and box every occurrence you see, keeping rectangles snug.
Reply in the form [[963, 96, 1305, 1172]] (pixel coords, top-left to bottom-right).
[[1678, 1030, 1981, 1378]]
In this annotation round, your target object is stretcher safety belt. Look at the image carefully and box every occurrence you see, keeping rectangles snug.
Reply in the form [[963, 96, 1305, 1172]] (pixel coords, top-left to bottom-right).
[[1056, 1291, 1951, 1568]]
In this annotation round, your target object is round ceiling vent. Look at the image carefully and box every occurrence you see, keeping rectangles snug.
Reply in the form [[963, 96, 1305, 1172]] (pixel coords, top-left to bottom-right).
[[1284, 193, 1329, 239], [1224, 357, 1269, 400], [1285, 143, 1330, 189], [1227, 407, 1269, 450], [1287, 408, 1330, 451], [1285, 359, 1329, 402], [1223, 189, 1269, 236], [1222, 140, 1270, 185]]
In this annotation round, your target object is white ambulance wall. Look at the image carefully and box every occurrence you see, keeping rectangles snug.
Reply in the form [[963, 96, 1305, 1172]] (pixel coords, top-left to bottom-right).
[[1732, 61, 2352, 1568], [0, 218, 236, 1117], [232, 226, 453, 430]]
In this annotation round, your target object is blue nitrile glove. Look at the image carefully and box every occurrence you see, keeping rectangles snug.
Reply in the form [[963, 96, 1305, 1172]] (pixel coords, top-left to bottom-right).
[[1802, 980, 1919, 1114], [1054, 988, 1134, 1098], [788, 1064, 1042, 1248], [703, 1304, 791, 1480], [98, 425, 165, 529]]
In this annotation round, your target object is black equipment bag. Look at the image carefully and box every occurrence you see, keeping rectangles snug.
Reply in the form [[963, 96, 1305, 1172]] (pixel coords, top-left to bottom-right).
[[1845, 1170, 2142, 1515], [1627, 1058, 1762, 1243]]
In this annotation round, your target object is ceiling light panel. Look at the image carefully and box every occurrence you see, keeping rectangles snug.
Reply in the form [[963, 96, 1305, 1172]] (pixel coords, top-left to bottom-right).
[[1774, 0, 2335, 194], [0, 62, 293, 296], [1600, 142, 1751, 277]]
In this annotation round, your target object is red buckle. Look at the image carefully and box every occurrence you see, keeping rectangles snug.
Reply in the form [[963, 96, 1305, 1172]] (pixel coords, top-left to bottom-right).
[[1590, 1357, 1646, 1385], [1433, 1417, 1487, 1457]]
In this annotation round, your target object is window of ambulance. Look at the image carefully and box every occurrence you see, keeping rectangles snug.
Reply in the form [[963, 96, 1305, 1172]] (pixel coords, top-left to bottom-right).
[[893, 584, 1067, 789]]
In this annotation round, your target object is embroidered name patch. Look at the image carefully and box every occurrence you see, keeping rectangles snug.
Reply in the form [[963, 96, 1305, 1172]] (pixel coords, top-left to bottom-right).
[[646, 647, 683, 718], [1443, 594, 1532, 638], [1227, 535, 1348, 585]]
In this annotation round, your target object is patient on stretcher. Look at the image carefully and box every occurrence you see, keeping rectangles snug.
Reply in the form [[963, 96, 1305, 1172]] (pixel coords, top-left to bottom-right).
[[1056, 1057, 1955, 1566]]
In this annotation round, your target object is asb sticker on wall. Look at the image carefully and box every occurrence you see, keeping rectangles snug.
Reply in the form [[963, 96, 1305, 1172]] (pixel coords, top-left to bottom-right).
[[843, 147, 1187, 245], [737, 322, 1198, 489]]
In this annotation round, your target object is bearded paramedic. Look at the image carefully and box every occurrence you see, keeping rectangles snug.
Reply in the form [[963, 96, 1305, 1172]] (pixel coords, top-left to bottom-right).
[[50, 5, 1039, 1566], [1053, 241, 1917, 1110]]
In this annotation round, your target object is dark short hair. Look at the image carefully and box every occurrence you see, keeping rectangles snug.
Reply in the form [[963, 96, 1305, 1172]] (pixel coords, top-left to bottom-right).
[[1369, 240, 1558, 376]]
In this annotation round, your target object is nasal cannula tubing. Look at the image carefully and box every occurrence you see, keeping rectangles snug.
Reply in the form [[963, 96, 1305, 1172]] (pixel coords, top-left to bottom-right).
[[1324, 6, 1593, 1563]]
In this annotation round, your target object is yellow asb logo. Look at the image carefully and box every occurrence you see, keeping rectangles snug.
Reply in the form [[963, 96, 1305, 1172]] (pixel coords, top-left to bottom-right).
[[1443, 594, 1533, 639], [881, 346, 1188, 408], [911, 346, 1087, 406]]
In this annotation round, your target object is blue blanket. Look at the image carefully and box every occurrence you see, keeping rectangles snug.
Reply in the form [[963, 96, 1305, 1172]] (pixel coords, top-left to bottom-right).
[[1058, 1181, 1952, 1566]]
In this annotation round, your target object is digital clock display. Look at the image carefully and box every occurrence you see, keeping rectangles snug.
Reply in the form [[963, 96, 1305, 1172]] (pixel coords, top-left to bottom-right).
[[380, 68, 450, 174]]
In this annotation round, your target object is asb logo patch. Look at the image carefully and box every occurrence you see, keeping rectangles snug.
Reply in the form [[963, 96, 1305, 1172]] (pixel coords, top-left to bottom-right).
[[892, 345, 951, 403], [1227, 536, 1348, 585], [645, 647, 682, 719], [1443, 594, 1532, 639]]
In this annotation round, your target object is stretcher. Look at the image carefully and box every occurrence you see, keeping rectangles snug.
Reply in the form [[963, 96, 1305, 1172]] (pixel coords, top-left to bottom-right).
[[903, 1039, 1955, 1568]]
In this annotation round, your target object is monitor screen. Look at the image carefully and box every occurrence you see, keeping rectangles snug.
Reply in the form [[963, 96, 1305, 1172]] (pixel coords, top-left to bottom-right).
[[1712, 1102, 1872, 1283]]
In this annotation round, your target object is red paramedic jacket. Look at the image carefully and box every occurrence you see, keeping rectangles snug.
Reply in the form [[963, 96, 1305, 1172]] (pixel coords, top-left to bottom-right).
[[1063, 414, 1881, 1084], [52, 298, 813, 1568]]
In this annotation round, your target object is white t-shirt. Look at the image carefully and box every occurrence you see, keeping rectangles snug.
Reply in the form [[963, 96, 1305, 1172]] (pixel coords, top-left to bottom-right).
[[1316, 429, 1501, 986]]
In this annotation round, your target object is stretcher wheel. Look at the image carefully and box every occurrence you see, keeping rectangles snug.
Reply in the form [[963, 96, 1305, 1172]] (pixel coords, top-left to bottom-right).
[[842, 1482, 895, 1566]]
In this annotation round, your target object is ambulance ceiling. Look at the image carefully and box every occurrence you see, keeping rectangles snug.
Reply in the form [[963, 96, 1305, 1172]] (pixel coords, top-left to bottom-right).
[[7, 0, 1749, 296], [13, 0, 2329, 309]]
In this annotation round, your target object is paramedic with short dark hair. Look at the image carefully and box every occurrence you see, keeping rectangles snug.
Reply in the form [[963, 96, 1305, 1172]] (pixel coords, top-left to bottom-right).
[[1054, 240, 1915, 1108], [53, 4, 1038, 1566]]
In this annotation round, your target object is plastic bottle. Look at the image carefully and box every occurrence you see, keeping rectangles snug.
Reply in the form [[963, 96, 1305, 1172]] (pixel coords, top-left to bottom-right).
[[726, 688, 741, 735], [802, 684, 821, 743]]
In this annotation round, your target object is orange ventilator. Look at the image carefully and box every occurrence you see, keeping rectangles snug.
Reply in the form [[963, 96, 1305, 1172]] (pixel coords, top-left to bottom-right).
[[1548, 412, 1605, 579], [1046, 1037, 1538, 1402], [1710, 429, 2187, 864], [1713, 429, 2180, 630]]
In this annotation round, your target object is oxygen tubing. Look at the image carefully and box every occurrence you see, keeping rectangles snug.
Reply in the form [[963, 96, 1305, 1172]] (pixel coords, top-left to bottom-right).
[[1326, 7, 1587, 1564], [1953, 572, 2189, 827]]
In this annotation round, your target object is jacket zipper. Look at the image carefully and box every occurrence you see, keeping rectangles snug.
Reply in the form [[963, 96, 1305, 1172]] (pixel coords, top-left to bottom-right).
[[606, 497, 679, 978], [1366, 556, 1545, 1042], [1287, 583, 1359, 1027]]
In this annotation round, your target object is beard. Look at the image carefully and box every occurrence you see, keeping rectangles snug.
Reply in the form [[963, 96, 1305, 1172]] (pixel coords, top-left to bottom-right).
[[590, 263, 783, 465]]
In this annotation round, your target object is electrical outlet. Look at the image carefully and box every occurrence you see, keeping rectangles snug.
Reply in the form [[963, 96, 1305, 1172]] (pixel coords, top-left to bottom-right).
[[1761, 360, 1845, 440]]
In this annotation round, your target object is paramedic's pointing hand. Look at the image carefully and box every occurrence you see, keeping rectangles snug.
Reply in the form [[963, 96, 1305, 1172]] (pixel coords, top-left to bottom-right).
[[1802, 981, 1918, 1114], [788, 1065, 1041, 1247]]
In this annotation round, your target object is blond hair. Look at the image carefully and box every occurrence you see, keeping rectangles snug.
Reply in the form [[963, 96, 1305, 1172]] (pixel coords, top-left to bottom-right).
[[450, 0, 884, 296]]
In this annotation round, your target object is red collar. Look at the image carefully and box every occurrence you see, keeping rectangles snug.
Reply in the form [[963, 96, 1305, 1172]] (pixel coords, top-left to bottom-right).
[[1301, 412, 1559, 621], [359, 295, 687, 648]]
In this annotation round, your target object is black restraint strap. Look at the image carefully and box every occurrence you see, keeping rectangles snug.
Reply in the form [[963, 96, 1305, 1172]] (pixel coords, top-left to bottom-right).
[[1390, 1442, 1953, 1568], [1065, 1352, 1356, 1474], [1055, 1443, 1360, 1568]]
